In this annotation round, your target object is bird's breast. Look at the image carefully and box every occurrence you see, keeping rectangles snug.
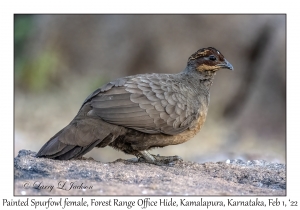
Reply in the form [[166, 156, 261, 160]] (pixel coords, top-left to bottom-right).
[[178, 107, 208, 140]]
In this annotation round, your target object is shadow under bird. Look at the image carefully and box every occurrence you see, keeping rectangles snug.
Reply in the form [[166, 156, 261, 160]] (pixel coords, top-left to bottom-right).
[[36, 47, 233, 165]]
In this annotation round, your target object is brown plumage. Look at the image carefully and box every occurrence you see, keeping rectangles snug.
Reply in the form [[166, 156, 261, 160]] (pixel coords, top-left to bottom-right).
[[36, 47, 233, 165]]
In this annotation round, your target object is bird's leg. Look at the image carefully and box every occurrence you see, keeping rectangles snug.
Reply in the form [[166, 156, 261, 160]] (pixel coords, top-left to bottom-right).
[[138, 150, 158, 164], [138, 150, 182, 166]]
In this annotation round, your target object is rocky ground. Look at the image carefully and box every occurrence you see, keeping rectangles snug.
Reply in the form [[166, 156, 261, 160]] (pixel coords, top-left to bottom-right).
[[14, 150, 285, 196]]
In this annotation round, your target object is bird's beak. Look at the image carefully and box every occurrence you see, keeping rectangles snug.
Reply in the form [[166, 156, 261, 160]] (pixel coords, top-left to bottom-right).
[[217, 59, 234, 70]]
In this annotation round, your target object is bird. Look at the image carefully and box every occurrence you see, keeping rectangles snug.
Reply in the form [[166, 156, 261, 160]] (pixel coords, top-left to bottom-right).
[[36, 47, 233, 165]]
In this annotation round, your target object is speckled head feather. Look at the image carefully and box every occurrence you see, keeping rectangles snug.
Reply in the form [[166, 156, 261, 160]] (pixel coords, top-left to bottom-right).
[[188, 47, 224, 62], [188, 47, 233, 72]]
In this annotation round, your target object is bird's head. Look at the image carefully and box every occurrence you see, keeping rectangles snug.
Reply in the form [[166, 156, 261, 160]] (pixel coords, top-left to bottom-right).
[[187, 47, 233, 74]]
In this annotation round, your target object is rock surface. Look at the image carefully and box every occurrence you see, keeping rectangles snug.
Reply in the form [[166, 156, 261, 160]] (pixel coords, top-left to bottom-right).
[[14, 150, 286, 196]]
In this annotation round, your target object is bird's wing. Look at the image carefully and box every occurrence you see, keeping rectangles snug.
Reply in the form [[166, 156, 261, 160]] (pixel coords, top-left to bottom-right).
[[87, 74, 200, 135]]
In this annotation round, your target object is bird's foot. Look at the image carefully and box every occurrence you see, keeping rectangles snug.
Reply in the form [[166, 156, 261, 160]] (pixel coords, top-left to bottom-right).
[[138, 150, 182, 166], [74, 156, 95, 161]]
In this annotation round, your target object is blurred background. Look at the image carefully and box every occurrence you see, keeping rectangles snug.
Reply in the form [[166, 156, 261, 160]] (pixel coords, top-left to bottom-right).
[[14, 14, 286, 163]]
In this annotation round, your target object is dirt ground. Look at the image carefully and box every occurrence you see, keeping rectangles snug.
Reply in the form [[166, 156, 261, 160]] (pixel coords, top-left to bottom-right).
[[14, 150, 285, 196]]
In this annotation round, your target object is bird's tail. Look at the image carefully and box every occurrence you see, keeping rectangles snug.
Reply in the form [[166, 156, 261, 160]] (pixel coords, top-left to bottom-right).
[[36, 118, 124, 160]]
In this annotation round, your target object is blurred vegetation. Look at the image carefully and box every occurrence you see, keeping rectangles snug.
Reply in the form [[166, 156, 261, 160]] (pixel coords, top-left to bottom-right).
[[15, 15, 62, 92], [18, 50, 61, 91], [14, 15, 32, 55], [14, 15, 32, 82]]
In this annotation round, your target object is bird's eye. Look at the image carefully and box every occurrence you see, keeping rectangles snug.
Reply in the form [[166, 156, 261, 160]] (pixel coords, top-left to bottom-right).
[[209, 55, 216, 61]]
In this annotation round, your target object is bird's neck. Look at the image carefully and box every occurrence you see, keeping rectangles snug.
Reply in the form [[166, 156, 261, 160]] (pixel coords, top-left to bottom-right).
[[181, 66, 215, 92]]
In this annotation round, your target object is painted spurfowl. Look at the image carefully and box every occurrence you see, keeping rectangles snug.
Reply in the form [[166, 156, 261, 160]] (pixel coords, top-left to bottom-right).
[[36, 47, 233, 165]]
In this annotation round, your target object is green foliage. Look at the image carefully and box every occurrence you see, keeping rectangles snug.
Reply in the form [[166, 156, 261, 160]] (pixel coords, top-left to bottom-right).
[[18, 51, 60, 91], [15, 15, 61, 92], [14, 15, 33, 74], [14, 15, 32, 46]]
